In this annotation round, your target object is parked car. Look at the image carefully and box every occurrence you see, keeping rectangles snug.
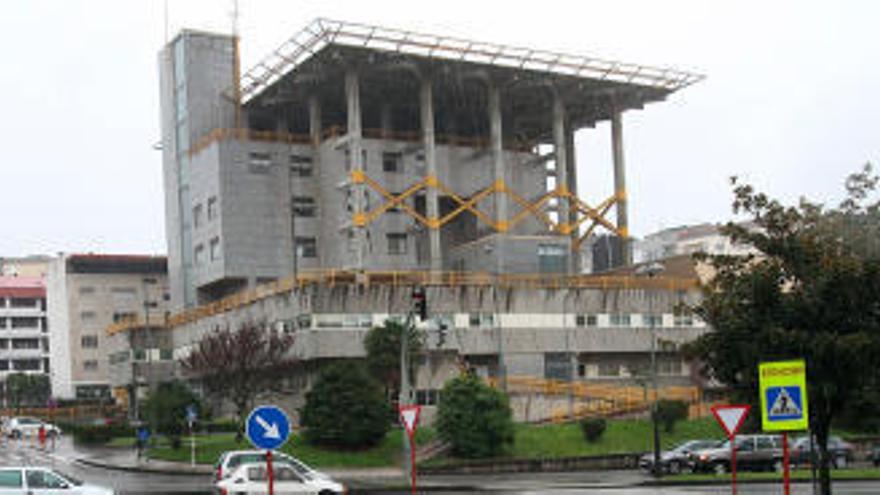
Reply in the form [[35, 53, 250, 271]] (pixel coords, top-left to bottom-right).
[[215, 463, 344, 495], [639, 439, 722, 474], [3, 417, 62, 439], [214, 450, 343, 493], [691, 434, 787, 474], [790, 435, 855, 469], [0, 467, 113, 494]]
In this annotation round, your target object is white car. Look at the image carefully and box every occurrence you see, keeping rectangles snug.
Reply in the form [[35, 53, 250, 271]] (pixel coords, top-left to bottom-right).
[[216, 463, 345, 494], [214, 450, 334, 485], [0, 467, 113, 494], [4, 417, 61, 439]]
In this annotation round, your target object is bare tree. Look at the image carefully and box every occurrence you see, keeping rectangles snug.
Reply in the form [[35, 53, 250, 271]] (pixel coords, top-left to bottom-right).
[[179, 321, 297, 441]]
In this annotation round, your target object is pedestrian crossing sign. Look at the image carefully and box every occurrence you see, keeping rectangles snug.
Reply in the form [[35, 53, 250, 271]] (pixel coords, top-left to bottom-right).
[[759, 360, 809, 431]]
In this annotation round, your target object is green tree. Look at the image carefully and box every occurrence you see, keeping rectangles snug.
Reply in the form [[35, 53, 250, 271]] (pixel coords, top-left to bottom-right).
[[300, 362, 390, 448], [653, 399, 689, 433], [436, 373, 514, 458], [4, 373, 50, 409], [363, 319, 421, 399], [684, 164, 880, 495], [142, 381, 201, 449]]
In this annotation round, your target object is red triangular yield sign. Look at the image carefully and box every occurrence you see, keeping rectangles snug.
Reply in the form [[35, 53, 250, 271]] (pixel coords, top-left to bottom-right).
[[711, 404, 751, 439], [399, 404, 421, 438]]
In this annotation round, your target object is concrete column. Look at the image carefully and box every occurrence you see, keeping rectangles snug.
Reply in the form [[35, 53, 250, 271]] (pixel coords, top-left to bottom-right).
[[565, 122, 581, 272], [380, 104, 393, 139], [421, 80, 442, 272], [552, 92, 569, 237], [611, 105, 631, 266], [488, 83, 507, 241], [346, 69, 366, 270], [308, 96, 322, 147]]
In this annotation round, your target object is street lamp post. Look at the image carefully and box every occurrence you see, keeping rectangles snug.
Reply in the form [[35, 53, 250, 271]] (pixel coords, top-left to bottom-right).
[[636, 261, 665, 477]]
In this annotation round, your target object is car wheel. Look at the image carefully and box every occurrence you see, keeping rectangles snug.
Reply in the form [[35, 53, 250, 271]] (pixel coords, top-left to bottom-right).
[[713, 462, 728, 475], [668, 461, 682, 475]]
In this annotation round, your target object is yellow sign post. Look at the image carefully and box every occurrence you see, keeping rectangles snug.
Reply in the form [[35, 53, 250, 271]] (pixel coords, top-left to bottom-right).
[[759, 359, 809, 432]]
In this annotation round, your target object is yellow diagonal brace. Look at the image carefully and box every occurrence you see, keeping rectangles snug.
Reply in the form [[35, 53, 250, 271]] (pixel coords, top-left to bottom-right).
[[507, 189, 555, 230], [435, 181, 498, 229]]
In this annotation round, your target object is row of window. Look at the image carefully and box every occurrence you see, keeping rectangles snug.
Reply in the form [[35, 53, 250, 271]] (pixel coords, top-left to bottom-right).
[[192, 196, 219, 229], [246, 150, 418, 176], [108, 349, 174, 364], [0, 338, 46, 351], [575, 312, 695, 328], [0, 297, 45, 309], [0, 358, 43, 371], [0, 317, 46, 330], [194, 237, 221, 266]]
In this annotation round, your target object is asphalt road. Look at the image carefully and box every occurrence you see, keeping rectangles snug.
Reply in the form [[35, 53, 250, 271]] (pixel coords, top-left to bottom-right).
[[2, 440, 879, 494]]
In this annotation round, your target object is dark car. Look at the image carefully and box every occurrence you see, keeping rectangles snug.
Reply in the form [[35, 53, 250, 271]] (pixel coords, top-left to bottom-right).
[[790, 435, 855, 469], [692, 434, 787, 474], [639, 439, 722, 474]]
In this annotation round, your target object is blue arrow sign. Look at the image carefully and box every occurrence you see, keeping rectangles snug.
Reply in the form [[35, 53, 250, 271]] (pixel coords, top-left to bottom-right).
[[246, 405, 291, 450]]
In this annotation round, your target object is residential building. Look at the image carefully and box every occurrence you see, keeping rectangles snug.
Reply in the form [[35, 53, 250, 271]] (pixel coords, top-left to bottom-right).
[[0, 276, 50, 397], [0, 255, 50, 278], [46, 254, 168, 400], [634, 223, 756, 263]]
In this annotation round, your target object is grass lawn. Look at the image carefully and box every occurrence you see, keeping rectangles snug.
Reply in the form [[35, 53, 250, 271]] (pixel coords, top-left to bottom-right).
[[147, 427, 436, 468], [664, 468, 880, 483], [509, 417, 721, 459]]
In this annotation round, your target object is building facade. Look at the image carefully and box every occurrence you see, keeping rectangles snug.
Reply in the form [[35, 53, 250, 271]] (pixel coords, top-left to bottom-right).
[[155, 20, 705, 422], [634, 223, 755, 264], [0, 276, 50, 390], [46, 254, 168, 400]]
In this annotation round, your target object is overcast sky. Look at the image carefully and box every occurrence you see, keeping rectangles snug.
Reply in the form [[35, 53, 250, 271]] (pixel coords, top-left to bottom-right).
[[0, 1, 876, 257]]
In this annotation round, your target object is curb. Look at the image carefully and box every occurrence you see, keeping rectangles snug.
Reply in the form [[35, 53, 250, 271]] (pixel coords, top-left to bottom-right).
[[74, 457, 212, 476]]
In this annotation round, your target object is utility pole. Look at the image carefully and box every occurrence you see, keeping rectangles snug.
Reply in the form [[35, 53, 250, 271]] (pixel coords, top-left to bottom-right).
[[636, 261, 665, 477]]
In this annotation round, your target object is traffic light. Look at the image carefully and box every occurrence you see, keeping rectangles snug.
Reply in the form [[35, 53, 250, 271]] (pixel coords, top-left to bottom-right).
[[437, 322, 448, 348], [412, 286, 427, 321]]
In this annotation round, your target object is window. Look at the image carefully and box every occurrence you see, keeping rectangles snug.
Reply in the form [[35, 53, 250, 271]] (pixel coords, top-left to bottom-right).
[[674, 306, 694, 327], [26, 470, 68, 489], [382, 152, 403, 173], [544, 353, 572, 380], [0, 360, 7, 371], [291, 196, 316, 217], [0, 339, 6, 349], [112, 311, 137, 323], [468, 313, 494, 328], [416, 389, 439, 406], [11, 317, 39, 329], [0, 470, 22, 488], [194, 244, 205, 265], [79, 286, 95, 296], [387, 233, 408, 255], [12, 359, 41, 371], [10, 298, 37, 308], [387, 192, 403, 213], [609, 314, 631, 327], [81, 335, 99, 348], [249, 151, 273, 172], [290, 155, 313, 176], [160, 349, 174, 361], [207, 196, 218, 220], [658, 357, 682, 376], [133, 349, 146, 361], [193, 203, 203, 228], [538, 244, 568, 273], [0, 318, 6, 329], [643, 314, 663, 327], [12, 339, 39, 350], [210, 237, 221, 261], [294, 237, 317, 258], [575, 314, 597, 327], [110, 287, 137, 306]]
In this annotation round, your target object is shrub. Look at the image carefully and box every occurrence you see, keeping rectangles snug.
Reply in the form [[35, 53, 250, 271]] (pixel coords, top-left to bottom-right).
[[579, 417, 607, 443], [142, 381, 202, 449], [654, 399, 689, 433], [436, 373, 514, 458], [66, 424, 135, 445], [300, 362, 390, 448]]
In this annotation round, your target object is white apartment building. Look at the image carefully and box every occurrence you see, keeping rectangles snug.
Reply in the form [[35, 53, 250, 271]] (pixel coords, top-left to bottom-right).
[[634, 223, 756, 264], [0, 276, 50, 385], [47, 254, 168, 400]]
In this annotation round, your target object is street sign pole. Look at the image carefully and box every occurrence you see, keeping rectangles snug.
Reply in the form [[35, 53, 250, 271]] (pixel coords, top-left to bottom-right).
[[711, 404, 750, 495], [246, 405, 291, 495], [759, 360, 809, 495], [399, 405, 421, 495], [266, 449, 274, 495]]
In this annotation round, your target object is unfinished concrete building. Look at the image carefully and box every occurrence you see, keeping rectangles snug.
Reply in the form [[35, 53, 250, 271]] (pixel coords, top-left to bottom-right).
[[157, 20, 706, 422], [160, 19, 701, 311]]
